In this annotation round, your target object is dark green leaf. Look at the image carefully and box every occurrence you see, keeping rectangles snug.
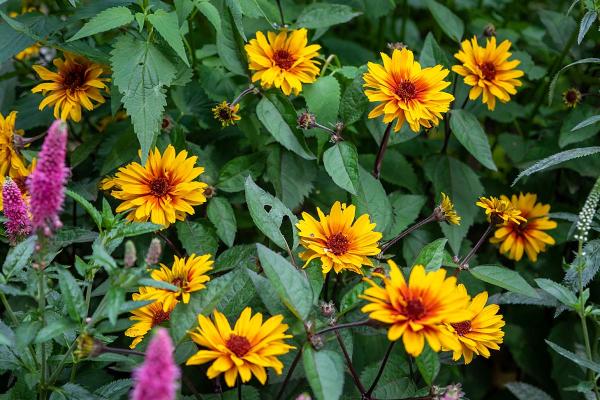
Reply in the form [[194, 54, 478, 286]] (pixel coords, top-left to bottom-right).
[[470, 265, 540, 298], [425, 0, 464, 42], [546, 340, 600, 374], [176, 221, 218, 256], [416, 345, 440, 386], [57, 269, 86, 322], [207, 197, 237, 247], [295, 4, 361, 29], [414, 239, 447, 271], [450, 109, 497, 171], [303, 346, 345, 400], [147, 10, 190, 66], [323, 142, 360, 195], [535, 278, 578, 307], [352, 166, 392, 234], [68, 6, 133, 42]]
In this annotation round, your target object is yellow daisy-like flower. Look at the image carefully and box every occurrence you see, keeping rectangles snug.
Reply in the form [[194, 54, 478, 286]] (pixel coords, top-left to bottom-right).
[[438, 192, 461, 225], [15, 43, 40, 61], [476, 196, 526, 225], [186, 307, 295, 387], [212, 101, 241, 127], [363, 48, 454, 133], [360, 261, 471, 356], [562, 88, 582, 108], [31, 52, 109, 122], [452, 36, 524, 111], [490, 193, 557, 262], [140, 254, 213, 311], [0, 111, 29, 180], [125, 287, 176, 349], [245, 28, 321, 96], [101, 145, 208, 226], [444, 285, 505, 364], [296, 201, 382, 275]]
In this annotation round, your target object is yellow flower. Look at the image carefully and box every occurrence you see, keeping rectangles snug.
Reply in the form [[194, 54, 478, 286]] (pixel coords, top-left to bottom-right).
[[490, 193, 557, 262], [444, 285, 505, 364], [186, 307, 295, 387], [360, 262, 471, 356], [101, 145, 208, 226], [212, 101, 241, 127], [438, 192, 461, 225], [140, 254, 213, 311], [476, 196, 526, 225], [562, 88, 582, 108], [15, 43, 40, 61], [31, 52, 109, 122], [296, 201, 382, 275], [0, 111, 30, 180], [363, 48, 454, 133], [452, 36, 524, 111], [125, 287, 176, 349], [245, 28, 321, 95]]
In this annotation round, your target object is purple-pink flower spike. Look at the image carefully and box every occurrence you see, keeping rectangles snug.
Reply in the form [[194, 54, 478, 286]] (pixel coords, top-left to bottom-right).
[[27, 120, 69, 236], [2, 178, 31, 244], [131, 328, 180, 400]]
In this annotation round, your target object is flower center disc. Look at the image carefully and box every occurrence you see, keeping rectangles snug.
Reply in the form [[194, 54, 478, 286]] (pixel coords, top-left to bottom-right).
[[171, 277, 185, 289], [150, 176, 171, 198], [62, 64, 87, 91], [396, 81, 417, 102], [273, 50, 295, 70], [226, 334, 252, 357], [451, 320, 472, 336], [152, 308, 171, 326], [405, 299, 426, 320], [480, 62, 496, 81], [326, 233, 350, 256]]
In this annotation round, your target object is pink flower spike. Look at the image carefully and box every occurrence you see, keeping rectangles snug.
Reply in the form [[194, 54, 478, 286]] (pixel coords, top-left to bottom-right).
[[27, 120, 69, 236], [131, 328, 180, 400], [2, 178, 32, 245]]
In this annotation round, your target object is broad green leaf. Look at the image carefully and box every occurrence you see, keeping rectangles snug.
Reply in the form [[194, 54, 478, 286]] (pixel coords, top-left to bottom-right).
[[49, 383, 98, 400], [94, 379, 132, 399], [147, 10, 189, 66], [572, 115, 600, 131], [419, 32, 450, 68], [214, 245, 256, 274], [207, 197, 237, 247], [256, 97, 315, 160], [414, 239, 447, 271], [546, 340, 600, 374], [217, 153, 265, 193], [352, 166, 392, 234], [339, 281, 369, 315], [416, 345, 440, 386], [385, 193, 427, 240], [245, 268, 293, 319], [68, 6, 133, 42], [339, 72, 368, 126], [35, 319, 74, 343], [216, 7, 246, 75], [512, 147, 600, 185], [244, 176, 298, 251], [256, 244, 313, 320], [470, 265, 540, 299], [450, 109, 497, 171], [578, 11, 598, 44], [505, 382, 554, 400], [66, 188, 102, 229], [195, 0, 221, 33], [138, 278, 180, 292], [425, 0, 464, 42], [535, 279, 578, 307], [323, 142, 360, 195], [266, 148, 317, 210], [57, 269, 86, 322], [560, 106, 600, 147], [176, 221, 218, 256], [111, 35, 177, 162], [303, 75, 341, 126], [303, 346, 345, 400], [224, 0, 246, 41], [295, 4, 361, 29]]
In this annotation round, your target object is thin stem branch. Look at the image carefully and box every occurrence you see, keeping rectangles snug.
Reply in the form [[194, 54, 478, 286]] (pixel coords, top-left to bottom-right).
[[183, 375, 205, 400], [38, 269, 47, 400], [366, 341, 395, 397], [275, 348, 303, 400], [237, 380, 242, 400], [316, 319, 371, 335], [455, 224, 494, 274], [372, 123, 393, 179], [156, 231, 183, 258], [379, 215, 436, 256], [335, 330, 366, 395], [231, 86, 255, 106], [102, 346, 145, 357], [47, 339, 78, 386], [275, 0, 285, 26]]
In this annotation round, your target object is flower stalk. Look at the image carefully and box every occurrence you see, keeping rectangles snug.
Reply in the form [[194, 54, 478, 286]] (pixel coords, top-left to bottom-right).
[[372, 122, 393, 179]]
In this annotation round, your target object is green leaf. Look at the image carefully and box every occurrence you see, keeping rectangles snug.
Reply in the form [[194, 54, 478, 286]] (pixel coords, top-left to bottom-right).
[[506, 382, 554, 400], [339, 281, 369, 315], [535, 279, 578, 307], [94, 379, 132, 398], [546, 340, 600, 374], [303, 346, 345, 400], [414, 239, 447, 271], [246, 268, 294, 319], [66, 189, 102, 229], [224, 0, 246, 41], [256, 97, 315, 160], [572, 115, 600, 131], [450, 109, 497, 171], [512, 147, 600, 185], [244, 176, 298, 252], [295, 4, 361, 29], [303, 75, 341, 126], [147, 10, 189, 66], [339, 72, 369, 126], [35, 319, 74, 343], [352, 166, 392, 234], [50, 383, 99, 400], [68, 6, 133, 42], [578, 10, 598, 44], [217, 153, 265, 193], [214, 244, 256, 273], [415, 345, 440, 386], [560, 106, 600, 147], [2, 236, 35, 279], [376, 150, 420, 193], [419, 32, 450, 68], [323, 142, 360, 195], [216, 7, 246, 75], [470, 265, 540, 299], [111, 35, 177, 163], [256, 244, 313, 320], [425, 0, 464, 42], [195, 0, 221, 33], [176, 221, 218, 256], [207, 197, 237, 247], [385, 193, 426, 241], [267, 148, 317, 210], [57, 269, 86, 322], [138, 278, 180, 292]]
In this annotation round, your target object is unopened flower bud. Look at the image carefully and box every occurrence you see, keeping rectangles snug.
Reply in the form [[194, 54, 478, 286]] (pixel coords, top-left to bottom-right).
[[387, 42, 407, 51], [145, 238, 162, 265], [297, 112, 316, 130], [295, 393, 312, 400], [203, 185, 217, 199], [320, 301, 336, 318], [124, 240, 137, 268], [309, 334, 324, 350], [75, 334, 105, 360], [483, 24, 496, 37], [161, 115, 174, 133], [439, 383, 465, 400]]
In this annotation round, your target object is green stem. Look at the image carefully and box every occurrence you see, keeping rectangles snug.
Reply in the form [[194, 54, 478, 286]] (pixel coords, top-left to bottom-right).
[[38, 270, 47, 400], [47, 339, 78, 386]]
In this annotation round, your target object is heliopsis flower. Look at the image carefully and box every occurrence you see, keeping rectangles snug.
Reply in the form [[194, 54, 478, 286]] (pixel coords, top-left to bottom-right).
[[490, 193, 557, 262], [212, 101, 241, 127], [363, 48, 454, 133], [437, 192, 461, 225], [15, 43, 40, 61], [444, 285, 504, 364], [452, 36, 524, 111], [245, 28, 321, 96], [563, 88, 582, 108], [101, 145, 208, 227], [31, 52, 109, 122], [476, 196, 526, 225], [0, 111, 29, 180], [296, 201, 382, 275], [2, 177, 32, 244], [186, 307, 295, 387], [140, 254, 213, 311], [125, 287, 176, 349], [360, 262, 470, 356]]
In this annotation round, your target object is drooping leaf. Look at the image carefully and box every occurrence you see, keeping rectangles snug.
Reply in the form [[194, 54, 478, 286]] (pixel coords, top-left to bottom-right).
[[546, 340, 600, 374], [506, 382, 554, 400], [295, 4, 361, 29], [425, 0, 464, 42], [470, 265, 540, 298], [535, 279, 578, 308], [68, 6, 133, 42], [303, 346, 345, 400], [548, 58, 600, 105], [578, 11, 598, 44], [450, 109, 497, 171]]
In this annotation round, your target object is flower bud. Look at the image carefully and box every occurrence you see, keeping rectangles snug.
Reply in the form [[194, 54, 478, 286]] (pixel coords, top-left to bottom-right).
[[145, 238, 163, 265], [297, 111, 316, 130], [124, 240, 137, 268]]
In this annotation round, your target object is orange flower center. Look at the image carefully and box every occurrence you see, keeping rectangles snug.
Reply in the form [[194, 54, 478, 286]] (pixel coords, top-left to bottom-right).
[[150, 176, 171, 198], [171, 277, 185, 289], [451, 320, 472, 336], [226, 334, 252, 357], [326, 233, 350, 256], [273, 50, 295, 70], [62, 63, 88, 91], [480, 62, 496, 81], [152, 308, 171, 326], [395, 81, 417, 102], [404, 298, 426, 320], [13, 176, 28, 194]]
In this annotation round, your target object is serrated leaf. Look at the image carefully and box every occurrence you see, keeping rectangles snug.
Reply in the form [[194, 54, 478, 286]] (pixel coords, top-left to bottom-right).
[[303, 75, 341, 126], [110, 35, 177, 163], [217, 153, 265, 193], [572, 115, 600, 131], [546, 340, 600, 374], [420, 32, 450, 68], [303, 346, 345, 400], [415, 345, 440, 386], [385, 193, 427, 240], [470, 265, 540, 298], [66, 188, 102, 229], [414, 239, 447, 271], [57, 269, 86, 322], [339, 72, 369, 125], [196, 0, 221, 33], [578, 11, 597, 44], [2, 236, 35, 279], [216, 7, 246, 75], [352, 165, 392, 234], [535, 278, 578, 307], [147, 10, 189, 66], [68, 6, 133, 42], [35, 319, 74, 343], [176, 221, 218, 256], [323, 142, 359, 195], [425, 0, 464, 42], [450, 109, 497, 171], [207, 197, 237, 247], [506, 382, 554, 400], [548, 58, 600, 105], [295, 4, 361, 29]]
